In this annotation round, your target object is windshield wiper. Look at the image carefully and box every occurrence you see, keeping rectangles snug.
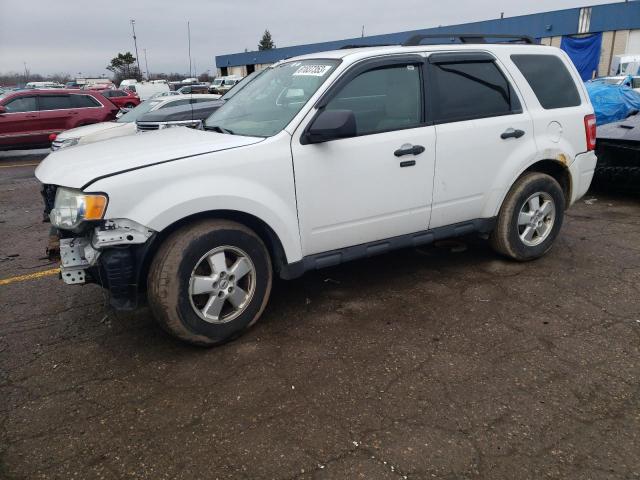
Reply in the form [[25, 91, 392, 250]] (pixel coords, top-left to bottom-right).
[[205, 125, 234, 135]]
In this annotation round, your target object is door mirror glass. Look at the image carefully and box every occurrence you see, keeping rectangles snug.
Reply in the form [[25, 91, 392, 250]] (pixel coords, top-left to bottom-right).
[[304, 109, 356, 144]]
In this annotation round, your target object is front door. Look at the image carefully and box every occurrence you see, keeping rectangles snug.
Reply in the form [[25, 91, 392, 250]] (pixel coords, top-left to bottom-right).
[[291, 58, 436, 256], [0, 95, 40, 148]]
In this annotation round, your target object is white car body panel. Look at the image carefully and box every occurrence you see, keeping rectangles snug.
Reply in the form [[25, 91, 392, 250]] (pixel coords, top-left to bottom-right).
[[55, 122, 136, 145], [37, 43, 596, 271]]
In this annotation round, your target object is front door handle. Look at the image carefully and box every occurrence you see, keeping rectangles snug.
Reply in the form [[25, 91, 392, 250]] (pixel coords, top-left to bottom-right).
[[501, 128, 525, 140], [394, 144, 425, 157]]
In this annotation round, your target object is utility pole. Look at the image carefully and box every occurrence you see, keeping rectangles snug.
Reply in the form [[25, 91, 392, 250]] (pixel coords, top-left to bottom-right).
[[361, 25, 365, 38], [23, 62, 28, 82], [130, 19, 142, 79], [187, 21, 193, 78], [144, 48, 150, 80]]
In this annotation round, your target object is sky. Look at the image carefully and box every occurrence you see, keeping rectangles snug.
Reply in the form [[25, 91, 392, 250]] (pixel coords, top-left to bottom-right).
[[0, 0, 621, 77]]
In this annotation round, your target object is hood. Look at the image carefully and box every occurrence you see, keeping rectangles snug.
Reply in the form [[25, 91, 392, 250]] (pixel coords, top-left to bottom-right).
[[36, 126, 263, 189], [139, 100, 225, 122], [56, 121, 127, 140]]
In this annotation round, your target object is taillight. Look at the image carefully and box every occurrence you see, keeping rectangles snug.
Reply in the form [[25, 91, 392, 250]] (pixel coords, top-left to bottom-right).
[[49, 133, 57, 142], [584, 114, 596, 151]]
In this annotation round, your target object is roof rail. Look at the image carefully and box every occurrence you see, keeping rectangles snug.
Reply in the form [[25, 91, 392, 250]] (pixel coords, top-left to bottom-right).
[[339, 44, 393, 49], [402, 33, 536, 46]]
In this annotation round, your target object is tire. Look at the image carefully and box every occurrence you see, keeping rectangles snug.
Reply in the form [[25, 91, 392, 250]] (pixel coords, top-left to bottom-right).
[[490, 172, 565, 261], [123, 103, 135, 109], [147, 219, 272, 346]]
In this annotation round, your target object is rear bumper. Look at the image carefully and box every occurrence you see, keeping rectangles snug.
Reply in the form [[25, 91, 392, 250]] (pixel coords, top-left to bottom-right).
[[569, 151, 597, 204]]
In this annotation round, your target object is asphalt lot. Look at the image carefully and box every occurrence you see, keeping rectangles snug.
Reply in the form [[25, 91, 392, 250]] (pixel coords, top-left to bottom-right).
[[1, 151, 639, 480]]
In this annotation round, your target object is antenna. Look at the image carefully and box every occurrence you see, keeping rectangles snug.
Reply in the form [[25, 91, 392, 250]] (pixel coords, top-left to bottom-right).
[[130, 19, 142, 80], [144, 48, 149, 80], [187, 21, 193, 78]]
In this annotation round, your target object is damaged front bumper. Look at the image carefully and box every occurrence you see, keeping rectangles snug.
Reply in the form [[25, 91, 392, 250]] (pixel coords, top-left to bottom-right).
[[57, 219, 156, 310]]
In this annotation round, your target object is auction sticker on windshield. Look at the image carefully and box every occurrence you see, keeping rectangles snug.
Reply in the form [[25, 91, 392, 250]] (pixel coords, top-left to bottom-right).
[[293, 65, 333, 76]]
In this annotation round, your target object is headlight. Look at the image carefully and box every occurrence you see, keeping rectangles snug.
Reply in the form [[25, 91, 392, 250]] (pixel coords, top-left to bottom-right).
[[52, 137, 80, 151], [50, 187, 108, 229]]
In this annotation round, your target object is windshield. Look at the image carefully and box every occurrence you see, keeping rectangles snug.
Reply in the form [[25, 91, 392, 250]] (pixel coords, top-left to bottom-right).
[[205, 59, 339, 137], [116, 99, 163, 123], [220, 71, 260, 100]]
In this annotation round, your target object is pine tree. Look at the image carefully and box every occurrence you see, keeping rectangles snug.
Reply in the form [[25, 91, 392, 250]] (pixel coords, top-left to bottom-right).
[[258, 30, 275, 51]]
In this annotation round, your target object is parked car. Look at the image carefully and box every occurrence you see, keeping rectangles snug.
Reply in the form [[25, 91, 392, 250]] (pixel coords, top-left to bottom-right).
[[588, 75, 640, 92], [124, 82, 170, 100], [36, 38, 597, 346], [0, 89, 118, 150], [25, 81, 65, 89], [178, 84, 210, 94], [136, 73, 262, 131], [50, 94, 220, 150], [208, 75, 242, 94], [99, 89, 141, 109], [136, 100, 224, 131]]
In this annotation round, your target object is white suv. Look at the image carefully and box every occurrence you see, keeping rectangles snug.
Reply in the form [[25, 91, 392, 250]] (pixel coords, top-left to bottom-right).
[[36, 37, 597, 346]]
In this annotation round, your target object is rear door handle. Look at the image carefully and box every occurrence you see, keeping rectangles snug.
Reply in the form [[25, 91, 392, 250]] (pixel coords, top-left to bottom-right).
[[501, 128, 525, 140], [394, 144, 425, 157]]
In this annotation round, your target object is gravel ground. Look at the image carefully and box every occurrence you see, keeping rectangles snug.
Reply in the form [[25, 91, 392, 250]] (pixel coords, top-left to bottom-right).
[[1, 154, 639, 479]]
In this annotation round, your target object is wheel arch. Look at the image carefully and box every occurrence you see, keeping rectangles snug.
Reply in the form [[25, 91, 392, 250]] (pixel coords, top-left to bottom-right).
[[137, 209, 290, 292], [524, 159, 572, 208]]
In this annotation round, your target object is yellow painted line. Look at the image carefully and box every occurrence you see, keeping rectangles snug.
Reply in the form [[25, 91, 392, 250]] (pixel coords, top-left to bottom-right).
[[0, 268, 60, 286], [0, 162, 40, 169]]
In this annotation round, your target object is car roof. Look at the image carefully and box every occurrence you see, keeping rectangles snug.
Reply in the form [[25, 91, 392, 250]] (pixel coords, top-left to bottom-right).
[[285, 43, 556, 64], [7, 89, 101, 96]]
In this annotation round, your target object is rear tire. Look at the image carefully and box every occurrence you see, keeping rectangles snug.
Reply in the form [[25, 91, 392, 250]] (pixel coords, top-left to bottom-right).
[[490, 172, 565, 261], [123, 102, 135, 109], [147, 219, 272, 346]]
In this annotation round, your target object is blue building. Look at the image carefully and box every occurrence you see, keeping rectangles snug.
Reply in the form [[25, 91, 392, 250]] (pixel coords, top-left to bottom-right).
[[215, 1, 640, 79]]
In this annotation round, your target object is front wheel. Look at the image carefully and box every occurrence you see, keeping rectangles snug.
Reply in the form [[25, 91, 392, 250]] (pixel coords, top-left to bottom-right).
[[147, 219, 272, 346], [490, 172, 565, 261]]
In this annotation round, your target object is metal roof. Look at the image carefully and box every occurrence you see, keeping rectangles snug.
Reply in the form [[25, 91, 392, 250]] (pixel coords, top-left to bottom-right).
[[215, 1, 640, 68]]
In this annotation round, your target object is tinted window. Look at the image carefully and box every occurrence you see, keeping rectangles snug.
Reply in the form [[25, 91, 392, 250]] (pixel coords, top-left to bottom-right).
[[39, 95, 72, 110], [4, 96, 37, 113], [511, 54, 581, 109], [113, 91, 127, 97], [325, 64, 422, 135], [633, 78, 640, 89], [70, 95, 101, 108], [429, 60, 519, 123]]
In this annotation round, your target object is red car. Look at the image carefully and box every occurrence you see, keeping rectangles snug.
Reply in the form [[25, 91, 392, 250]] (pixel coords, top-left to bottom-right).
[[99, 89, 140, 109], [0, 89, 118, 150]]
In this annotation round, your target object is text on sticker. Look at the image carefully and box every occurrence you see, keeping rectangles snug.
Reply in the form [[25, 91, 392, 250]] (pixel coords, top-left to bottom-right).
[[293, 65, 333, 76]]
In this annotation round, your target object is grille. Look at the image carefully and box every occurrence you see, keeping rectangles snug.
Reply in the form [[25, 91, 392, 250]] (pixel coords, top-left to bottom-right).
[[136, 122, 160, 132], [41, 184, 57, 222]]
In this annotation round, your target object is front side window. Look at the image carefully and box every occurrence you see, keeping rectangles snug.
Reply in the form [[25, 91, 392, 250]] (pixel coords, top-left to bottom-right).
[[429, 59, 520, 124], [511, 54, 581, 109], [4, 96, 37, 113], [325, 64, 422, 135], [205, 59, 340, 137], [39, 95, 72, 110]]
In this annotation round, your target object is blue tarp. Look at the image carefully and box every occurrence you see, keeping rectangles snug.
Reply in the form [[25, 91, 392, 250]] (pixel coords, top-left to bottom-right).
[[561, 33, 602, 81], [585, 80, 640, 126]]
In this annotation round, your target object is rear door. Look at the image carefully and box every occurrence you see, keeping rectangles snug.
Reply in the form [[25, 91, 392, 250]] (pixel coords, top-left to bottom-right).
[[427, 52, 535, 228], [37, 94, 75, 134], [0, 95, 40, 147]]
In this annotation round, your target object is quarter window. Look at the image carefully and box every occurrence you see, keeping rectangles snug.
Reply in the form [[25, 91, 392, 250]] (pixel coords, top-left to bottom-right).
[[4, 96, 37, 113], [325, 64, 422, 135], [39, 95, 72, 110], [429, 59, 520, 123], [511, 54, 581, 109]]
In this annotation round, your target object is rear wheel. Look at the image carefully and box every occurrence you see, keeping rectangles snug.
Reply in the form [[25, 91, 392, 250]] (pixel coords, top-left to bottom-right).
[[490, 172, 565, 261], [123, 102, 136, 109], [147, 219, 272, 346]]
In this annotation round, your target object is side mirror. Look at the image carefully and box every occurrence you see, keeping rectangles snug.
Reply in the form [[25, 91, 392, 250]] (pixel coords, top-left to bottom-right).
[[0, 106, 6, 114], [303, 109, 356, 144]]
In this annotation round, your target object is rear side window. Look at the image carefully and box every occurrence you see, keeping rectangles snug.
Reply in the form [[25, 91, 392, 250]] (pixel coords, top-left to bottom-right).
[[4, 96, 37, 113], [70, 95, 101, 108], [39, 95, 72, 110], [511, 54, 581, 109], [429, 59, 520, 123]]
